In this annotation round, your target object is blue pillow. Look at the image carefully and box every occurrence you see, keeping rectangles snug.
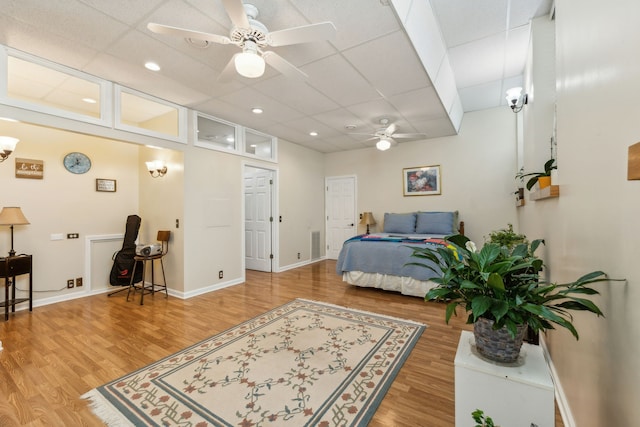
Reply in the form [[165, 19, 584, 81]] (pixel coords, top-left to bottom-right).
[[415, 212, 455, 235], [383, 213, 417, 234]]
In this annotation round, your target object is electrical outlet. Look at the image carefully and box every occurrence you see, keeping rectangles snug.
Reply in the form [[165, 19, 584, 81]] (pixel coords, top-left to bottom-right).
[[218, 270, 223, 279], [297, 252, 300, 259], [76, 277, 83, 287], [67, 279, 74, 288]]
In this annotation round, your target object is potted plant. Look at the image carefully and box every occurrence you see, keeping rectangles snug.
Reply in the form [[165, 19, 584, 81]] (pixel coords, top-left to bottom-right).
[[472, 409, 498, 427], [409, 233, 620, 363], [486, 224, 527, 249], [516, 158, 557, 191]]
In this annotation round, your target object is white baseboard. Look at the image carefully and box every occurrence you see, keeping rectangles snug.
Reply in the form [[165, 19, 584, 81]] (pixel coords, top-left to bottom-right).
[[277, 257, 326, 272], [540, 336, 576, 427]]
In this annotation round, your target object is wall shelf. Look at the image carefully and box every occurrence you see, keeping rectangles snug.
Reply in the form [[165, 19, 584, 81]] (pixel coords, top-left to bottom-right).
[[530, 185, 560, 201]]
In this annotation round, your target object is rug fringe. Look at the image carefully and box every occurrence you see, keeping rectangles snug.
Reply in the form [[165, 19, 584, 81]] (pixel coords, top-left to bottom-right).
[[295, 298, 427, 327], [82, 389, 134, 427]]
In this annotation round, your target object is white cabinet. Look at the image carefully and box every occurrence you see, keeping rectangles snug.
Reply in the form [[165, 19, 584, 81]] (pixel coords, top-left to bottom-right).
[[455, 331, 555, 427]]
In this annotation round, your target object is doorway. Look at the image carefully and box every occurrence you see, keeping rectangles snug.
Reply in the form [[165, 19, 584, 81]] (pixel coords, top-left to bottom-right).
[[325, 175, 357, 260], [244, 165, 276, 272]]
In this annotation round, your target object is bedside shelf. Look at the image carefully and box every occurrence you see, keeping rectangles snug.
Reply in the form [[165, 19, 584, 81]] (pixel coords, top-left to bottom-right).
[[530, 185, 559, 201]]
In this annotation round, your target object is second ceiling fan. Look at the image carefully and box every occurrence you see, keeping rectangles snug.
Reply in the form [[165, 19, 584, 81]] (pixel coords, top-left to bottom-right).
[[352, 119, 428, 151], [147, 0, 336, 81]]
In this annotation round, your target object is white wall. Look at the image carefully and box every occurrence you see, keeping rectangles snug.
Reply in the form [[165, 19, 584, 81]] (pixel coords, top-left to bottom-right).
[[324, 107, 519, 245], [520, 3, 640, 425], [278, 140, 326, 268], [0, 121, 139, 297]]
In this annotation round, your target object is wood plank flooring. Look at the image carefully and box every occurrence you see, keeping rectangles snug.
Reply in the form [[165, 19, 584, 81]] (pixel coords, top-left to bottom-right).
[[0, 260, 564, 426]]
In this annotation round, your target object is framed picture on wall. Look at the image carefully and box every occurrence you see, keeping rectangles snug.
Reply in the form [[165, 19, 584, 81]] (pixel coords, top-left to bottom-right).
[[96, 178, 116, 192], [402, 165, 441, 196]]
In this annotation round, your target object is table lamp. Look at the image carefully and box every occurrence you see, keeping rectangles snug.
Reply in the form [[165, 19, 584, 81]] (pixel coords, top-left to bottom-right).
[[0, 207, 30, 257], [359, 212, 376, 235]]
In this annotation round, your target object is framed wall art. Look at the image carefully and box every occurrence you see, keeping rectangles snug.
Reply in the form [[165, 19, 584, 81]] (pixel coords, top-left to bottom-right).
[[402, 165, 441, 196], [96, 178, 116, 192]]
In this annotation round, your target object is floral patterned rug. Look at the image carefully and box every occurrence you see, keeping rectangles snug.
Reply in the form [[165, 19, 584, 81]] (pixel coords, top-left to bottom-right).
[[82, 299, 425, 426]]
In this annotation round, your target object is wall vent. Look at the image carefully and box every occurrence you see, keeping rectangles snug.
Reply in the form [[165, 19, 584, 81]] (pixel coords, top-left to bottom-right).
[[311, 231, 321, 260]]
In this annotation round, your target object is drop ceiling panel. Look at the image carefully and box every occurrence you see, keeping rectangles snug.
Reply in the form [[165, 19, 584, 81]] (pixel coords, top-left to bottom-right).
[[79, 0, 165, 26], [292, 0, 400, 50], [448, 32, 508, 89], [217, 87, 305, 124], [4, 0, 129, 51], [252, 76, 338, 116], [403, 0, 447, 78], [302, 54, 382, 108], [387, 86, 446, 121], [312, 108, 369, 134], [431, 0, 508, 48], [459, 80, 503, 112], [342, 31, 432, 98]]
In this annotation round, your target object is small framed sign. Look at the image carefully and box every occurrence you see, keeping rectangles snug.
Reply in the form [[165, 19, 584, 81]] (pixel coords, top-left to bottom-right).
[[15, 158, 44, 179], [96, 178, 116, 192]]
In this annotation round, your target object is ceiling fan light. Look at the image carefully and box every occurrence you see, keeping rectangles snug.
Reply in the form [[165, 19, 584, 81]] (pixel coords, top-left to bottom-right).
[[235, 51, 265, 78], [376, 139, 391, 151]]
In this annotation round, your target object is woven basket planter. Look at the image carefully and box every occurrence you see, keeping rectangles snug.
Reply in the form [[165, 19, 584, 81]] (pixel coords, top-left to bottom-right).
[[473, 317, 527, 363]]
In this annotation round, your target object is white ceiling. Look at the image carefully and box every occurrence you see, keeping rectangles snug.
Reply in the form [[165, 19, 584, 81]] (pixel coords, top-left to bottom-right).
[[0, 0, 552, 153]]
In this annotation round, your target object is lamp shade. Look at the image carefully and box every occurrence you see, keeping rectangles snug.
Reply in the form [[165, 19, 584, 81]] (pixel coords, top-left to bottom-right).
[[0, 207, 30, 226], [359, 212, 376, 226], [376, 139, 391, 151], [505, 87, 522, 104], [0, 136, 19, 153], [235, 51, 265, 78], [145, 160, 165, 172]]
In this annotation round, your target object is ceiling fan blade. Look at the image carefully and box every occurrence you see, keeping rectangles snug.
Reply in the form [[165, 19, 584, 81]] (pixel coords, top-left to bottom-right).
[[392, 133, 428, 139], [147, 23, 232, 45], [217, 54, 240, 82], [263, 51, 308, 81], [222, 0, 250, 28], [385, 123, 397, 136], [267, 22, 337, 47]]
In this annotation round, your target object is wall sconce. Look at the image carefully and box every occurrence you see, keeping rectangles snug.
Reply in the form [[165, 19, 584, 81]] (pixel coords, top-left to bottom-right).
[[0, 136, 19, 162], [359, 212, 376, 234], [145, 160, 167, 178], [0, 207, 30, 257], [505, 87, 528, 113]]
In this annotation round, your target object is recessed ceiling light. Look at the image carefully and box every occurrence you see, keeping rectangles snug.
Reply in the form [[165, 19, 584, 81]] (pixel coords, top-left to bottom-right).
[[145, 61, 161, 71], [82, 98, 97, 104], [309, 131, 318, 136], [252, 107, 263, 114]]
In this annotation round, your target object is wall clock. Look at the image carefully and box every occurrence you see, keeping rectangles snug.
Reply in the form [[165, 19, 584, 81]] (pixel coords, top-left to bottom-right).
[[63, 152, 91, 174]]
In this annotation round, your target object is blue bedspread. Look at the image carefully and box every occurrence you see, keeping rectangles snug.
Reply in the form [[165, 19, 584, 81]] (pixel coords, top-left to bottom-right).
[[335, 234, 444, 281]]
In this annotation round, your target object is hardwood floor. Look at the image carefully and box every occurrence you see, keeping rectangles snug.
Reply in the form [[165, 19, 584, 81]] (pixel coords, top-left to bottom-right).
[[0, 260, 564, 426]]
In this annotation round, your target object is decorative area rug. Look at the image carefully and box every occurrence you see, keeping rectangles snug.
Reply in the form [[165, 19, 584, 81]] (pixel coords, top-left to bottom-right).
[[82, 299, 425, 426]]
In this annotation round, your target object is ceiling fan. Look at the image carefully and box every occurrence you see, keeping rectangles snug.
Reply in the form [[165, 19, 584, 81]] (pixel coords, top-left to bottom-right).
[[147, 0, 336, 81], [351, 119, 428, 151]]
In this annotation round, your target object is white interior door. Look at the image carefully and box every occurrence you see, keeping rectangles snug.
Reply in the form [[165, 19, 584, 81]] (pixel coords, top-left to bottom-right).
[[326, 176, 357, 260], [245, 167, 273, 271]]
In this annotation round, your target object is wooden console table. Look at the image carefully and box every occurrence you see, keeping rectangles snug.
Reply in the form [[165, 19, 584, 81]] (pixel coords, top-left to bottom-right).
[[0, 254, 33, 321]]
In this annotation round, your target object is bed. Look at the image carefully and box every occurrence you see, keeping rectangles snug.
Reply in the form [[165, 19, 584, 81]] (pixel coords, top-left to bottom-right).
[[336, 211, 463, 297]]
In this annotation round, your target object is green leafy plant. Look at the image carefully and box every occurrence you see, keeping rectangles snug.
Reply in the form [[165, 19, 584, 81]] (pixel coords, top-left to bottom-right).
[[472, 409, 497, 427], [409, 233, 619, 339], [516, 158, 557, 190], [486, 224, 527, 249]]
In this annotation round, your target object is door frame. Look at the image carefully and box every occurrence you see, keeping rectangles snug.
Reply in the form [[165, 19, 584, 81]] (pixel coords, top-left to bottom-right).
[[325, 175, 357, 260], [242, 161, 279, 273]]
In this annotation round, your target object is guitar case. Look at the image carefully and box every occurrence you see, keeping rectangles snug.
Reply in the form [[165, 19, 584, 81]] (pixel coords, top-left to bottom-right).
[[109, 214, 143, 286]]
